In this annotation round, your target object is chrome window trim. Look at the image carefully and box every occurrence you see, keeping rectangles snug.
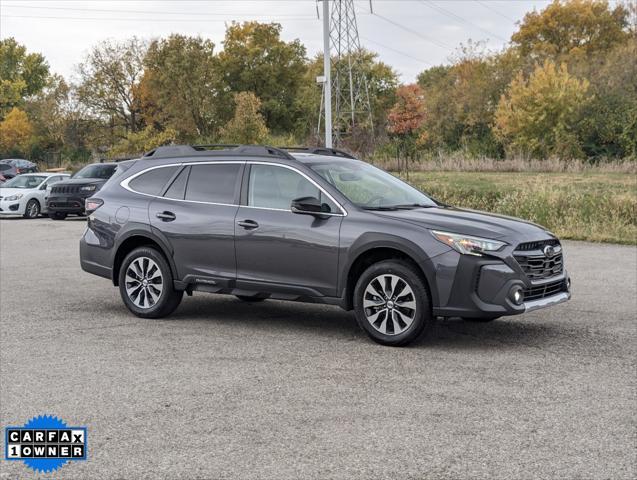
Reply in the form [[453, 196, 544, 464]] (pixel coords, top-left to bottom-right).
[[119, 160, 348, 216]]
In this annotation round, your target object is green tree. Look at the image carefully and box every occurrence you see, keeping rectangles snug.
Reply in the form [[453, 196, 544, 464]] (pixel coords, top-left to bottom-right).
[[0, 107, 33, 152], [76, 37, 147, 136], [109, 125, 177, 157], [494, 60, 591, 158], [0, 38, 50, 116], [143, 35, 221, 139], [217, 22, 307, 132], [511, 0, 630, 63], [220, 92, 269, 144]]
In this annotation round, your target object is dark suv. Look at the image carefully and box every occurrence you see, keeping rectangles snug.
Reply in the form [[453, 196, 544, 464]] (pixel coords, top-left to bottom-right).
[[47, 162, 117, 219], [79, 145, 571, 346]]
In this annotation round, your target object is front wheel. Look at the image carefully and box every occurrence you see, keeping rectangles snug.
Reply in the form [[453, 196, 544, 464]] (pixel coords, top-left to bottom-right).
[[118, 247, 183, 318], [23, 199, 40, 219], [353, 260, 433, 346]]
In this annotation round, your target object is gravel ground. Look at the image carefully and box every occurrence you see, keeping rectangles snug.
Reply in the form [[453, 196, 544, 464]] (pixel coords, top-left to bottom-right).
[[1, 218, 635, 479]]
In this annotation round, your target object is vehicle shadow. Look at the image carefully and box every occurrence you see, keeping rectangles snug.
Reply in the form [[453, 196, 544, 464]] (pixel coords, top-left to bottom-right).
[[169, 294, 567, 350]]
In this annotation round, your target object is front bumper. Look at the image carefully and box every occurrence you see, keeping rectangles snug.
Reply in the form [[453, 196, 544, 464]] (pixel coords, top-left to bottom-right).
[[0, 199, 25, 216], [47, 195, 88, 214], [431, 250, 571, 318]]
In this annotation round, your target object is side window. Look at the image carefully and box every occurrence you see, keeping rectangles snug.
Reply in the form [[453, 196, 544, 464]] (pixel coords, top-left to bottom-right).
[[128, 166, 178, 196], [248, 164, 337, 212], [185, 164, 241, 204], [164, 166, 189, 200]]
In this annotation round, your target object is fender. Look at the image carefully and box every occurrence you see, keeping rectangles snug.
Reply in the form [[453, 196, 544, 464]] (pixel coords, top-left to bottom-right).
[[112, 223, 179, 286], [339, 232, 442, 309]]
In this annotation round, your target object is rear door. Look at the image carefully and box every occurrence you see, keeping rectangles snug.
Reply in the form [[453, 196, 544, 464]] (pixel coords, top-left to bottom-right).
[[147, 162, 244, 287]]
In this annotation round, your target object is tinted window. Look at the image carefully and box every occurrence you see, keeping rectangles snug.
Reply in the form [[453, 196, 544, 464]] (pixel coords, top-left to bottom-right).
[[185, 164, 240, 204], [129, 166, 178, 196], [248, 164, 337, 212], [74, 164, 117, 179], [164, 167, 189, 200], [0, 164, 11, 171]]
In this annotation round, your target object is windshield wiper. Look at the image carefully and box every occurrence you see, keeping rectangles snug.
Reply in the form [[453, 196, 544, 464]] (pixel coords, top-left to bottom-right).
[[363, 203, 436, 211]]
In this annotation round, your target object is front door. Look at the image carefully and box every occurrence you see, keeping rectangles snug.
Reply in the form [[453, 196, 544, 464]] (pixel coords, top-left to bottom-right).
[[148, 162, 244, 287], [234, 163, 343, 298]]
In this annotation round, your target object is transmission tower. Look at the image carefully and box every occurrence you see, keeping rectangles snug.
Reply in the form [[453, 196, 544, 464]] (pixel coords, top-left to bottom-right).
[[319, 0, 374, 147]]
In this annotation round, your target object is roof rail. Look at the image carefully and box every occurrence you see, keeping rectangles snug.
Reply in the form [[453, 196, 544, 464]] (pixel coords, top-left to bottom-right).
[[142, 144, 296, 161], [281, 146, 357, 159]]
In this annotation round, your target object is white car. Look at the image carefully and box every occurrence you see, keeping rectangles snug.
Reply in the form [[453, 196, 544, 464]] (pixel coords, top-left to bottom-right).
[[0, 173, 70, 218]]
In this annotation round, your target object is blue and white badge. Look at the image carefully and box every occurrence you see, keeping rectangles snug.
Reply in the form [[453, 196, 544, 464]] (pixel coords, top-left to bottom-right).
[[4, 415, 88, 474]]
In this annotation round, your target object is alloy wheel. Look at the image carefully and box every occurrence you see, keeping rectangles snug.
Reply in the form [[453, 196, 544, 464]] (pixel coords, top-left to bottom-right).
[[363, 274, 417, 335], [125, 257, 164, 309]]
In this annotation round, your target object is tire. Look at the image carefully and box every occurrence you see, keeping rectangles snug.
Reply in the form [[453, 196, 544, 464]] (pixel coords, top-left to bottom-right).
[[118, 247, 183, 319], [23, 199, 40, 219], [462, 316, 500, 323], [49, 212, 67, 220], [353, 259, 433, 347], [235, 295, 266, 302]]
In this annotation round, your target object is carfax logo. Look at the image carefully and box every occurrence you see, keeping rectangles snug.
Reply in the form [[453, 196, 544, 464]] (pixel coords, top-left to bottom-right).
[[4, 415, 87, 474]]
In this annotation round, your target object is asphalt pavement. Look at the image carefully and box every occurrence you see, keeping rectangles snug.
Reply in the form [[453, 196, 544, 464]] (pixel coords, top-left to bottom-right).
[[1, 218, 635, 479]]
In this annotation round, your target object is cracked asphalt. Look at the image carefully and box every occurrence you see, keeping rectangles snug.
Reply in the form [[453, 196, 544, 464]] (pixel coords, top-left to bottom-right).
[[1, 218, 636, 479]]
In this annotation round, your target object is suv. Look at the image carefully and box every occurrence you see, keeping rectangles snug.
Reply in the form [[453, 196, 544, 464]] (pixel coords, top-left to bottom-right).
[[79, 145, 571, 346], [47, 162, 117, 219]]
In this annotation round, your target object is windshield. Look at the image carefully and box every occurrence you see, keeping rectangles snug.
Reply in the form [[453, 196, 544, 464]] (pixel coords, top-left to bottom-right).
[[1, 175, 46, 189], [73, 164, 117, 179], [308, 159, 437, 209]]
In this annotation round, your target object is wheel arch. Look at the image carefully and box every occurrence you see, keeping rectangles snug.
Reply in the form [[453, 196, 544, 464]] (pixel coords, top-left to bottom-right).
[[112, 233, 176, 287], [341, 239, 438, 311]]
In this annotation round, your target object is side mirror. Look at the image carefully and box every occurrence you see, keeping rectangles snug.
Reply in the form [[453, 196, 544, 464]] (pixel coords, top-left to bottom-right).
[[39, 183, 48, 190], [291, 196, 327, 216]]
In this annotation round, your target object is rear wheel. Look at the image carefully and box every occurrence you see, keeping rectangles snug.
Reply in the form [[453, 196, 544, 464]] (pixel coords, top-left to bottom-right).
[[353, 260, 433, 346], [23, 199, 40, 219], [118, 247, 183, 318], [49, 212, 67, 220]]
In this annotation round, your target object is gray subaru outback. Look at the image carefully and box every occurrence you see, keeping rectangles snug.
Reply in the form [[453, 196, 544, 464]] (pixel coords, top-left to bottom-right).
[[79, 145, 571, 346]]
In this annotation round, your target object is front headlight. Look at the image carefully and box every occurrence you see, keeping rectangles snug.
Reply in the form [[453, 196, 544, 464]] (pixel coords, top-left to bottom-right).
[[431, 230, 506, 256], [80, 185, 97, 192], [4, 193, 24, 201]]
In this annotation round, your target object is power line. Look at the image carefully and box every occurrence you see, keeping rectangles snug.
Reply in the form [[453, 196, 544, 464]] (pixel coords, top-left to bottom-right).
[[2, 4, 317, 18], [473, 0, 516, 23], [1, 14, 318, 23], [360, 36, 432, 66], [418, 0, 509, 42], [371, 12, 455, 51]]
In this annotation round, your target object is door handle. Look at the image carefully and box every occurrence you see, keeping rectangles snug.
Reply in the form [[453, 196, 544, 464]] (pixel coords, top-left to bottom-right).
[[156, 211, 176, 222], [237, 219, 259, 229]]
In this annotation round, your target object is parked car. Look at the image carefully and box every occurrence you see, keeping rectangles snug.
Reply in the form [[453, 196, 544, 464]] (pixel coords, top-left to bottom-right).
[[0, 173, 70, 218], [0, 159, 38, 180], [47, 162, 118, 220], [79, 145, 571, 346]]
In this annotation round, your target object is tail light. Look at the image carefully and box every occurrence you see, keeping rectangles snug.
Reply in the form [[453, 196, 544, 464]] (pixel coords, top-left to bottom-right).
[[85, 198, 104, 214], [15, 168, 21, 174]]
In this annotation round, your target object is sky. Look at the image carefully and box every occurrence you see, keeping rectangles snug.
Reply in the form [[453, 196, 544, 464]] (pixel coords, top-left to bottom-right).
[[0, 0, 606, 83]]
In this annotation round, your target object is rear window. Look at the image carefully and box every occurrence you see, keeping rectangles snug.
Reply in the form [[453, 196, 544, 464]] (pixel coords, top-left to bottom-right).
[[0, 164, 11, 171], [185, 164, 241, 204], [128, 166, 178, 196]]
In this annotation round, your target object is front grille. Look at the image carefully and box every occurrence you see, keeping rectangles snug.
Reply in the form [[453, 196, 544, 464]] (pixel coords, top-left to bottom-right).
[[514, 252, 563, 279], [523, 279, 568, 301], [514, 239, 564, 280], [515, 239, 560, 251], [51, 185, 80, 194]]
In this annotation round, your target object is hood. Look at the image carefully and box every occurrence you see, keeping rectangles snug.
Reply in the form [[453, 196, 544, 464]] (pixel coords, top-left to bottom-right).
[[53, 177, 107, 186], [372, 206, 554, 243], [0, 187, 32, 197]]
